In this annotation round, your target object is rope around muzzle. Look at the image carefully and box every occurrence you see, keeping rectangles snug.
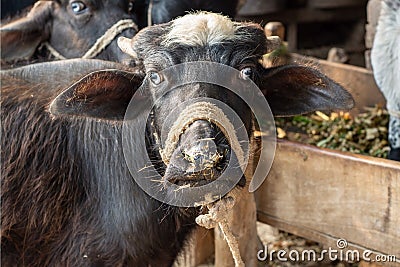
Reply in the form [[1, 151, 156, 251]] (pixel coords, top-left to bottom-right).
[[159, 101, 246, 168], [42, 19, 138, 60], [159, 101, 246, 267]]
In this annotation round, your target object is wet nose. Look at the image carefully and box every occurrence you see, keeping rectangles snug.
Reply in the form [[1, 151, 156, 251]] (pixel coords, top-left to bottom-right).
[[164, 120, 231, 185], [182, 139, 223, 170], [177, 120, 230, 171]]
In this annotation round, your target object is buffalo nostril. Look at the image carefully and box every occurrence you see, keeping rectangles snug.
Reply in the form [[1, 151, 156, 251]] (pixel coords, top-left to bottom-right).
[[182, 139, 223, 169], [193, 154, 201, 161]]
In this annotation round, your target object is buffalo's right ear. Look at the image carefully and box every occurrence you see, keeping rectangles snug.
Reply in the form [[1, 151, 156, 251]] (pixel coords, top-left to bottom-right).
[[1, 1, 53, 61], [49, 69, 144, 120], [259, 64, 355, 116]]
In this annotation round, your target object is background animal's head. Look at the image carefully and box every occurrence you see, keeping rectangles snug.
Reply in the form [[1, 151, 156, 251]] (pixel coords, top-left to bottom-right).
[[50, 13, 354, 200], [132, 0, 241, 29], [1, 0, 137, 63]]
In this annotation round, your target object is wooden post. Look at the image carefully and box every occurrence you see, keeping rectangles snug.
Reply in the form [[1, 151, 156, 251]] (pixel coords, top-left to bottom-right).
[[173, 227, 214, 267], [214, 190, 258, 267], [214, 134, 260, 267], [264, 21, 285, 40]]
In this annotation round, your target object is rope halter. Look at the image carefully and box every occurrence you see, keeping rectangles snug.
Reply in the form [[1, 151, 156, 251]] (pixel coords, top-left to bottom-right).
[[157, 101, 247, 266], [43, 19, 139, 60], [158, 101, 246, 171]]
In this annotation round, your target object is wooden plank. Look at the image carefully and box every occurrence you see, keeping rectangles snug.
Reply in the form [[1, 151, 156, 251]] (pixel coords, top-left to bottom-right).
[[291, 54, 386, 115], [255, 140, 400, 265]]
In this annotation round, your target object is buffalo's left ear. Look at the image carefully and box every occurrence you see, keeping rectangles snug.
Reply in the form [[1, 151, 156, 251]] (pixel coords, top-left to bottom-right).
[[50, 69, 144, 120], [1, 1, 53, 61], [259, 64, 354, 116]]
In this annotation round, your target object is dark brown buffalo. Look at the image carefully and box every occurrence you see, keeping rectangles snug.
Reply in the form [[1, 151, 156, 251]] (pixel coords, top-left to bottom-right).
[[1, 0, 137, 64], [1, 13, 354, 266]]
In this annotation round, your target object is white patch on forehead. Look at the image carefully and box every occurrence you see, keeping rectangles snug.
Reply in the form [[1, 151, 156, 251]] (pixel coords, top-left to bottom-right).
[[162, 12, 238, 47]]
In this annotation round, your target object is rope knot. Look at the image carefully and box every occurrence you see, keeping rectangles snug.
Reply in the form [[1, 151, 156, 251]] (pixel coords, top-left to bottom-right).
[[195, 196, 235, 229], [196, 189, 245, 267]]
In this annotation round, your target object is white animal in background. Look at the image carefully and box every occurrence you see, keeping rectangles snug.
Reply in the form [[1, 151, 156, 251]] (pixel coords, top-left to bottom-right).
[[371, 0, 400, 161]]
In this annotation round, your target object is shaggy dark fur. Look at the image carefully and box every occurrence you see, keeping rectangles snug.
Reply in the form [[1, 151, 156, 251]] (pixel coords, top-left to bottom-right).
[[1, 76, 197, 266]]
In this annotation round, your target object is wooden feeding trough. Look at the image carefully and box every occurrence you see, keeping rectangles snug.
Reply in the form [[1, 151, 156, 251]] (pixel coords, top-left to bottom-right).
[[256, 56, 400, 266], [175, 56, 400, 267]]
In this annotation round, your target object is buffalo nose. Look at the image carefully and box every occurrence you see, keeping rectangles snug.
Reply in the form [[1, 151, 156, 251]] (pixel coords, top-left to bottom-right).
[[182, 139, 223, 170]]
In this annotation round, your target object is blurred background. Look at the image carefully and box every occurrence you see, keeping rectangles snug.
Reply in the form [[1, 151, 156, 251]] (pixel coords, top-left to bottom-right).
[[1, 0, 377, 68]]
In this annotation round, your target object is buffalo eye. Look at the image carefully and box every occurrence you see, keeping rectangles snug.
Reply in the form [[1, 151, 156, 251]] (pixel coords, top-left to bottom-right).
[[239, 67, 254, 80], [148, 71, 162, 85], [71, 1, 87, 14]]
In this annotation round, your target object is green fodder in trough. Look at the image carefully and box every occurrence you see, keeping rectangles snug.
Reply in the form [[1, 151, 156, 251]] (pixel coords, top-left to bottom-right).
[[275, 106, 390, 158]]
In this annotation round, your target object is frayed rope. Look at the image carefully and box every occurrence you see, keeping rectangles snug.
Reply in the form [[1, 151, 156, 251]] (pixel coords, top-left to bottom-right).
[[158, 101, 246, 267], [195, 186, 245, 267], [159, 101, 246, 168]]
